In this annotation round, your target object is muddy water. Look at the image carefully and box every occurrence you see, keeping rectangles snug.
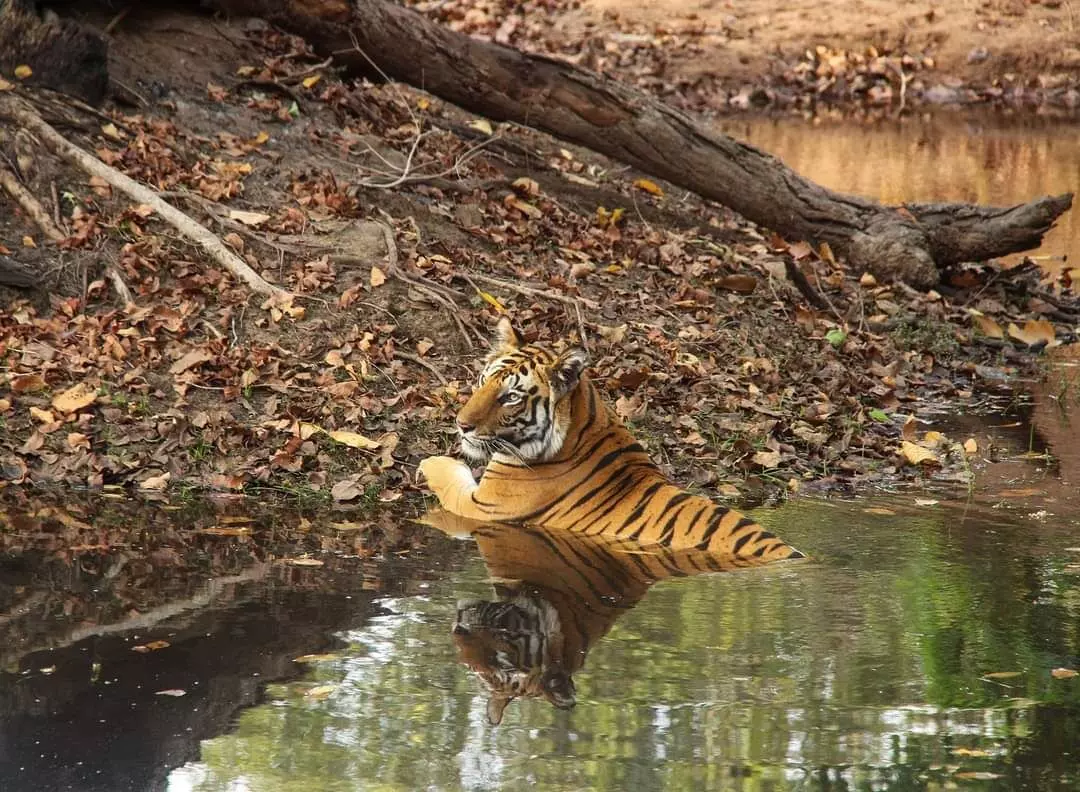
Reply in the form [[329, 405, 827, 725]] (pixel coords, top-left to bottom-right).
[[2, 456, 1080, 792], [715, 114, 1079, 270]]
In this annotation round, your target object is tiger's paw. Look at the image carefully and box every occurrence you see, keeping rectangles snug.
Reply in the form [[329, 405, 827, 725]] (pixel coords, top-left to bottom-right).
[[418, 455, 476, 511]]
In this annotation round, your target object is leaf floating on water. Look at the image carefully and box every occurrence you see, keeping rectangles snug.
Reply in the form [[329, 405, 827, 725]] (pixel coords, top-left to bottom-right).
[[281, 556, 325, 567], [981, 671, 1022, 680], [305, 684, 336, 700], [154, 689, 187, 697], [1051, 667, 1078, 679], [132, 640, 171, 653], [955, 771, 1003, 780], [952, 748, 992, 757], [900, 441, 939, 466], [293, 654, 341, 664]]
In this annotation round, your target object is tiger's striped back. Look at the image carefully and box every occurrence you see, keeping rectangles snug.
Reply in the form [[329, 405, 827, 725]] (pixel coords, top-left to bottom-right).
[[421, 318, 805, 565]]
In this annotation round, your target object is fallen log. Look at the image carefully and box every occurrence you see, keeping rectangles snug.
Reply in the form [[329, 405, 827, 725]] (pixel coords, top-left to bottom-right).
[[209, 0, 1072, 289]]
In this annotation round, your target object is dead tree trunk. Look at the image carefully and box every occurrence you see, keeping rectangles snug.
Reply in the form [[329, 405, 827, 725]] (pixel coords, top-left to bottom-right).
[[208, 0, 1071, 288]]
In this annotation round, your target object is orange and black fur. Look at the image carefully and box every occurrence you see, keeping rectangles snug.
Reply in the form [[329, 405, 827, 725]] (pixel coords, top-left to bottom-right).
[[419, 318, 804, 561]]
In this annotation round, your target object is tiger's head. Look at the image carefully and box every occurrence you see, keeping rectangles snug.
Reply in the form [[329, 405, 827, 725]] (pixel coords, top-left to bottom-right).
[[453, 594, 576, 725], [456, 317, 588, 465]]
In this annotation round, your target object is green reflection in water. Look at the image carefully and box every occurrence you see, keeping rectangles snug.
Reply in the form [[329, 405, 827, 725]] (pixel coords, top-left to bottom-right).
[[169, 497, 1080, 792]]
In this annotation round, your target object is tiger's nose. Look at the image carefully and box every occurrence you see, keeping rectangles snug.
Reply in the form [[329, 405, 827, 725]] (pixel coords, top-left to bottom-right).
[[456, 419, 474, 433]]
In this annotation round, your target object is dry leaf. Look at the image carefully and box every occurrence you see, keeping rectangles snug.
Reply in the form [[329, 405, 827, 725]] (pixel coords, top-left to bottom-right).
[[971, 313, 1004, 339], [169, 349, 214, 375], [716, 274, 757, 294], [632, 178, 664, 197], [1008, 319, 1058, 347], [29, 406, 54, 423], [22, 235, 36, 248], [228, 209, 271, 227], [14, 64, 32, 79], [752, 449, 782, 468], [326, 430, 380, 450], [331, 478, 362, 501], [468, 119, 493, 135], [67, 432, 90, 450], [100, 122, 123, 141], [132, 640, 171, 653], [505, 196, 542, 218], [302, 74, 321, 89], [900, 441, 938, 466], [476, 289, 507, 314], [511, 177, 540, 196], [1051, 667, 1078, 679], [963, 438, 978, 454], [597, 324, 627, 343], [863, 507, 896, 515], [10, 373, 46, 393], [370, 266, 387, 287], [140, 471, 171, 490], [52, 383, 97, 413], [901, 415, 918, 442]]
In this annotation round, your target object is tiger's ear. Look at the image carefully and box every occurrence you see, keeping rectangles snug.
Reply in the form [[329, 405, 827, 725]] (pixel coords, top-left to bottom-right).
[[549, 347, 588, 398], [492, 316, 523, 353], [487, 693, 513, 725]]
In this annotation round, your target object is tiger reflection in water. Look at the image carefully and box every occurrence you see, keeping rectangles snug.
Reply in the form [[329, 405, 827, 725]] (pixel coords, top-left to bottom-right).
[[424, 509, 793, 725]]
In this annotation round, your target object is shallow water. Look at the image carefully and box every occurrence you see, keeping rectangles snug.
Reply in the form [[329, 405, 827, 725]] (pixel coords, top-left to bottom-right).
[[715, 113, 1079, 270], [2, 475, 1079, 792]]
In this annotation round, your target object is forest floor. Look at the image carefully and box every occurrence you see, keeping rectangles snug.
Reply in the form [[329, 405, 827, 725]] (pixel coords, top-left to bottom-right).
[[0, 0, 1077, 527]]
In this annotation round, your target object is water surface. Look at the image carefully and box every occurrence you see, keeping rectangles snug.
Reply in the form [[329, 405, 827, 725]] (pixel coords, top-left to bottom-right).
[[716, 114, 1079, 270], [3, 475, 1078, 792]]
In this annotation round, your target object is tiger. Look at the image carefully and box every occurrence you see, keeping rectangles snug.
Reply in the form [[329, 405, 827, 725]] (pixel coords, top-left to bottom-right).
[[423, 508, 781, 724], [418, 317, 805, 561]]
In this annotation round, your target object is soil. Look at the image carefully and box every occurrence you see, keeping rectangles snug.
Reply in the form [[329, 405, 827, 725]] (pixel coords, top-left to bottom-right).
[[413, 0, 1080, 111], [0, 1, 1076, 513]]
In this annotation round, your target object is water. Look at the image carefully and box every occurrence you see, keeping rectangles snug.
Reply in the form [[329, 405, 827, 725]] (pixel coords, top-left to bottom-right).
[[715, 113, 1079, 270]]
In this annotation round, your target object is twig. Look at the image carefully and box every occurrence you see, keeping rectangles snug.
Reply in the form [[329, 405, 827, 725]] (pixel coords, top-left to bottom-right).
[[394, 351, 449, 385], [105, 267, 135, 306], [103, 5, 132, 35], [464, 271, 600, 310], [783, 258, 828, 310], [0, 161, 64, 242], [0, 97, 289, 299]]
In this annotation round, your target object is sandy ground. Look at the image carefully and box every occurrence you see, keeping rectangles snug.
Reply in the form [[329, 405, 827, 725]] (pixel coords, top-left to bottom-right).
[[580, 0, 1080, 83]]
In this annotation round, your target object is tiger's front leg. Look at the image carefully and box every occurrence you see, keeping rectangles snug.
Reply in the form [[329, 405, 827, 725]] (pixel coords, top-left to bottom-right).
[[418, 455, 488, 519]]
